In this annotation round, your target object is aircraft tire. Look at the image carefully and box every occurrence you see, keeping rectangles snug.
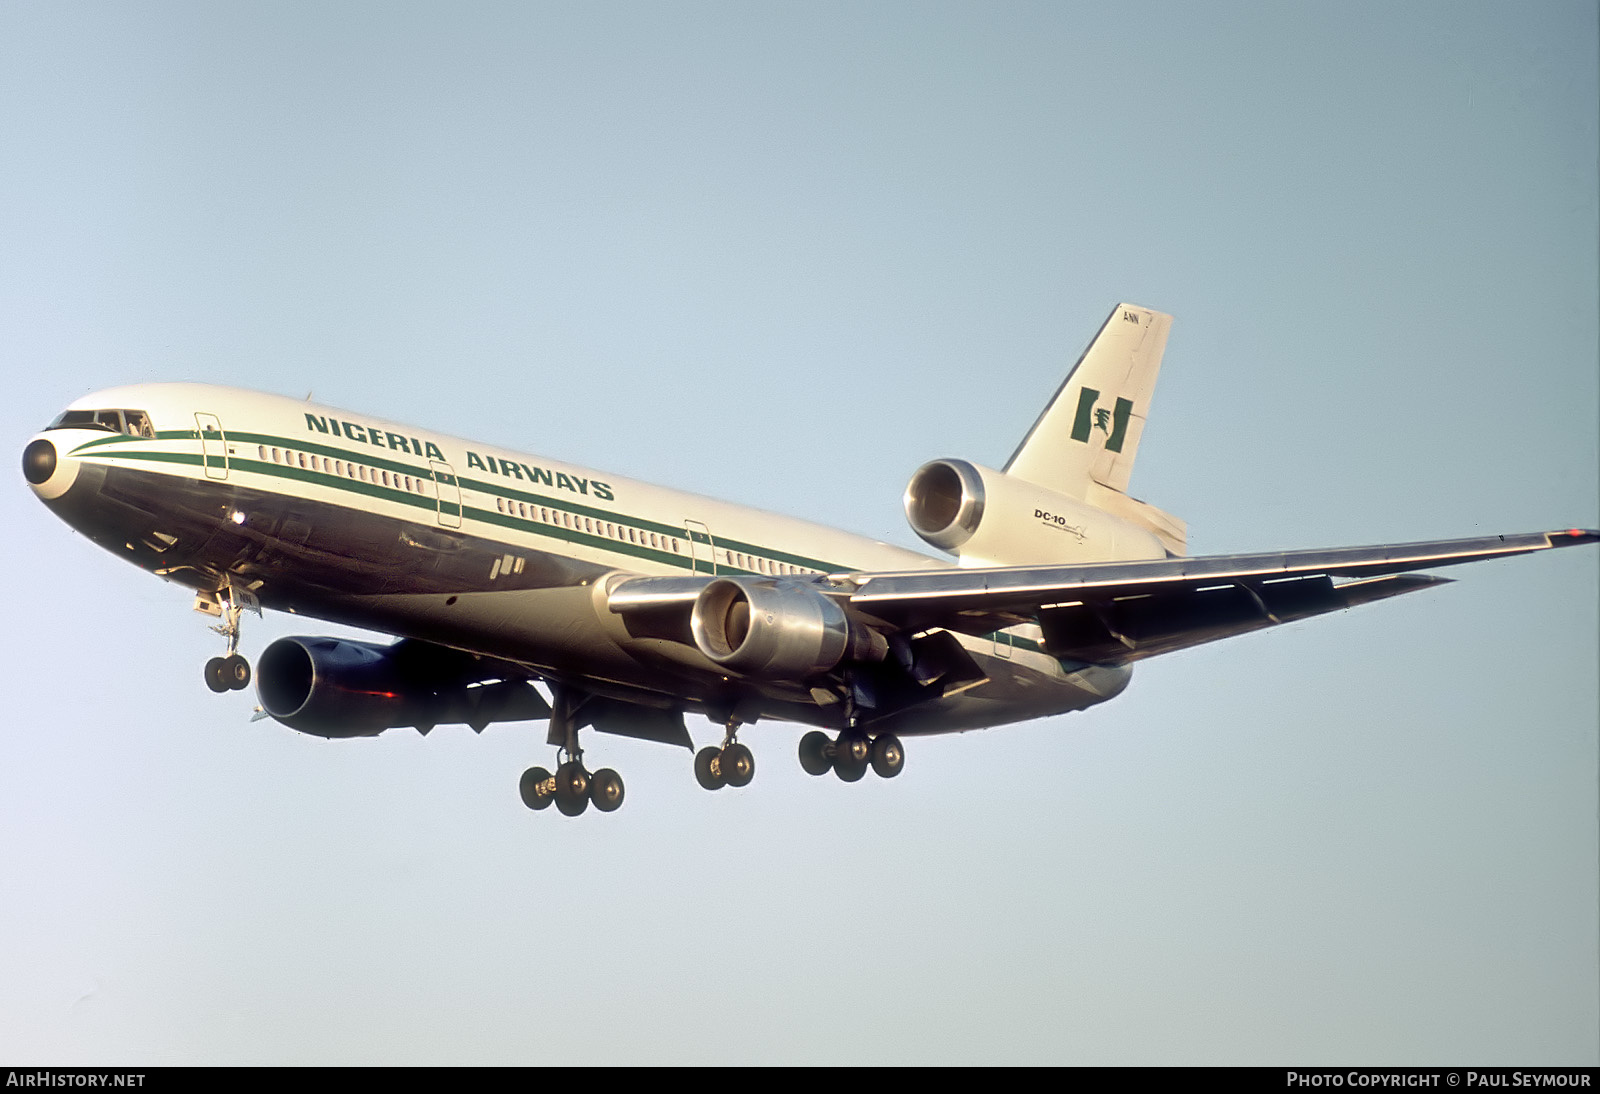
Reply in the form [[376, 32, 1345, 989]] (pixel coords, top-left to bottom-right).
[[721, 743, 754, 787], [834, 730, 870, 782], [870, 734, 904, 779], [798, 731, 832, 776], [203, 657, 230, 693], [519, 766, 555, 810], [554, 762, 590, 816], [223, 654, 251, 691], [590, 768, 625, 812], [694, 746, 726, 791], [834, 754, 868, 782]]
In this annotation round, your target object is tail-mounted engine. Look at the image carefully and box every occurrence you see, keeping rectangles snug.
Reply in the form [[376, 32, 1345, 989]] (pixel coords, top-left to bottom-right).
[[256, 636, 549, 738], [903, 458, 1172, 566], [689, 577, 887, 679]]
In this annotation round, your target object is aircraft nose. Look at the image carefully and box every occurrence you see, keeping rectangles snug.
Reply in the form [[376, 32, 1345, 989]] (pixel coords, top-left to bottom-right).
[[22, 435, 79, 500], [23, 437, 57, 485]]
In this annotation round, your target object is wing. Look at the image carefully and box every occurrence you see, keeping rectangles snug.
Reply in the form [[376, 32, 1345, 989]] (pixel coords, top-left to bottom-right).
[[833, 528, 1599, 664]]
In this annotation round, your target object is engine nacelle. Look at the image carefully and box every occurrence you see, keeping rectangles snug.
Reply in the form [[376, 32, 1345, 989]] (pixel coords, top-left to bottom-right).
[[690, 578, 885, 679], [904, 458, 1168, 566], [256, 636, 546, 738]]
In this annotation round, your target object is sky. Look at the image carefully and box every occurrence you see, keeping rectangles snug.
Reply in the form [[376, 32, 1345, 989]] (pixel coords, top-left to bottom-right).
[[1, 0, 1596, 1066]]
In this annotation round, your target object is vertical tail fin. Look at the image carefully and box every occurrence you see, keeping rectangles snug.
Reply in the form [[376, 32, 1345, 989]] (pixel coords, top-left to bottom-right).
[[1003, 303, 1171, 498]]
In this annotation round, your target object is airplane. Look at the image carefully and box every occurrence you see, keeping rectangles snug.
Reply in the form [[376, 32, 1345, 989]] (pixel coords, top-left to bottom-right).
[[21, 303, 1598, 817]]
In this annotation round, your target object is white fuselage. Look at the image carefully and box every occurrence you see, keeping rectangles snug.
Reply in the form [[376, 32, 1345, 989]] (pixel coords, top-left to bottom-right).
[[26, 383, 1132, 737]]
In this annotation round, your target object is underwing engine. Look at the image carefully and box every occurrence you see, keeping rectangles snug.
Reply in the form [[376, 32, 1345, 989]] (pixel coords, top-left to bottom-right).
[[689, 578, 886, 679], [256, 636, 549, 738]]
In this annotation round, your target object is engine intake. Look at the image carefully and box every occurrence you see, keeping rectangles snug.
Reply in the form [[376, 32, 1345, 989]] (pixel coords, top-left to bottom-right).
[[690, 578, 884, 679], [904, 459, 986, 551]]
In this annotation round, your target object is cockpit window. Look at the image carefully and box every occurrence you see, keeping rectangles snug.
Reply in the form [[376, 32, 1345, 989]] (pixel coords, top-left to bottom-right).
[[47, 408, 155, 438]]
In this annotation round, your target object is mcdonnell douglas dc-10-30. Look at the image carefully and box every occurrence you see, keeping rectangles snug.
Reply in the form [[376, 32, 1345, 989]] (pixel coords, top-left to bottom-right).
[[22, 304, 1598, 816]]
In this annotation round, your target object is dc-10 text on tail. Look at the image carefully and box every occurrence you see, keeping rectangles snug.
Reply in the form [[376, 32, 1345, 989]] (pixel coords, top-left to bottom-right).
[[22, 304, 1597, 815]]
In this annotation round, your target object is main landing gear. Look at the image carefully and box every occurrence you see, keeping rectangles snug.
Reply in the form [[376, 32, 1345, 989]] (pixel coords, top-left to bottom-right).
[[694, 719, 755, 792], [520, 761, 624, 816], [519, 686, 624, 817], [201, 586, 252, 693], [798, 729, 905, 782]]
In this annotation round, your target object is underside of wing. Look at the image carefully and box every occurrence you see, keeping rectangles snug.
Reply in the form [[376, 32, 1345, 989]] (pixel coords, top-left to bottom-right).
[[836, 529, 1599, 665]]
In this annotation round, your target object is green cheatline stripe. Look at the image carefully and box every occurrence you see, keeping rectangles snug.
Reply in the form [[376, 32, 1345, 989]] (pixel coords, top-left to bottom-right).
[[78, 429, 847, 571], [70, 440, 849, 576]]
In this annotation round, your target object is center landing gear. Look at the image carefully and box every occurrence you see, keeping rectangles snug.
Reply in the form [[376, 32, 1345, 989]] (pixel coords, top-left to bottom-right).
[[519, 686, 625, 816], [798, 729, 905, 782], [694, 719, 755, 792], [200, 586, 252, 693]]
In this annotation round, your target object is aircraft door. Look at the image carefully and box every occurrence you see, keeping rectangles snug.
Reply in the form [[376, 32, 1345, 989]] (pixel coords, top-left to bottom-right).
[[195, 413, 228, 480], [429, 461, 462, 528], [684, 520, 715, 574], [992, 630, 1014, 659]]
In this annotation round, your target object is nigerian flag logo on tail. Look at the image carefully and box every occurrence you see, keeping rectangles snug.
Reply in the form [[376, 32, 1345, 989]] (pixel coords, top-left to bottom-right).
[[1068, 388, 1134, 453]]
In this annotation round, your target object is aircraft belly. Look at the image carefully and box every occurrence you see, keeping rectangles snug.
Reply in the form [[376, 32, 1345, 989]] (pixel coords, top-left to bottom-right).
[[871, 655, 1132, 736]]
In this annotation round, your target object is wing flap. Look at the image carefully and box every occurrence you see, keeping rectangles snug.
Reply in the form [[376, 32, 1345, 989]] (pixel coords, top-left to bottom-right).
[[1039, 572, 1450, 664]]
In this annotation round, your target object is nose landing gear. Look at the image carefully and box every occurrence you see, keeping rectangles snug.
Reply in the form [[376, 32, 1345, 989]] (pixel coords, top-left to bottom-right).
[[199, 585, 256, 693]]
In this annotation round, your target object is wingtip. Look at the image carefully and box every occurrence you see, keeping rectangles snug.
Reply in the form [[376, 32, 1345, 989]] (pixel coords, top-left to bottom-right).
[[1554, 528, 1600, 545]]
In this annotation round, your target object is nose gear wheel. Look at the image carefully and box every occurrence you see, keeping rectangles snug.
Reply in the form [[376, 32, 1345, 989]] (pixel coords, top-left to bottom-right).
[[200, 585, 254, 693]]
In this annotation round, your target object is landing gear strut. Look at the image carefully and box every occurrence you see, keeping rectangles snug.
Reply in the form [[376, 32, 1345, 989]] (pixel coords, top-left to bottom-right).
[[798, 729, 905, 782], [694, 719, 755, 791], [519, 686, 625, 816], [201, 586, 252, 693]]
